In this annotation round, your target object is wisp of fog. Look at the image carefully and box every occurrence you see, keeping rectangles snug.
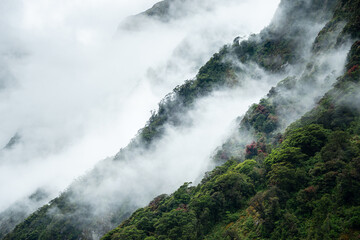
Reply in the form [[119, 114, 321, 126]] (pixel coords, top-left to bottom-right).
[[0, 0, 280, 213]]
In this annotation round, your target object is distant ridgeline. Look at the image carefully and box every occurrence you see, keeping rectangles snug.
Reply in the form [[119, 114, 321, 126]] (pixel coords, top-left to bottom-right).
[[119, 0, 217, 30], [120, 0, 183, 28], [3, 0, 360, 239]]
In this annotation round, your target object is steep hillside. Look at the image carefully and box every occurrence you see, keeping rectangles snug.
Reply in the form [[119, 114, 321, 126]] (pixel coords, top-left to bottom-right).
[[0, 189, 49, 239], [3, 0, 356, 239], [101, 1, 360, 239], [105, 40, 360, 239]]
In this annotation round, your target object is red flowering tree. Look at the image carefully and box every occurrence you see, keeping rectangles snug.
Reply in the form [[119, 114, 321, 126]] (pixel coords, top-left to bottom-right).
[[245, 141, 258, 159]]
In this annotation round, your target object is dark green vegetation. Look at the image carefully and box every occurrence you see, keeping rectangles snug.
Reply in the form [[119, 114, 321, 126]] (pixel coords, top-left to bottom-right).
[[131, 0, 339, 149], [102, 41, 360, 240], [101, 0, 360, 239], [232, 0, 337, 71], [0, 189, 49, 239], [3, 0, 360, 239], [133, 47, 235, 148]]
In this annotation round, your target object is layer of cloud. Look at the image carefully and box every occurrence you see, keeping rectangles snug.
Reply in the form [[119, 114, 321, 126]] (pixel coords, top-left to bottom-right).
[[66, 65, 283, 238], [0, 0, 280, 213]]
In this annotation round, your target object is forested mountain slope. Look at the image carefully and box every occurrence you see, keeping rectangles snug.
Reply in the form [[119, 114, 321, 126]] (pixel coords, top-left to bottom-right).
[[103, 39, 360, 239], [3, 0, 360, 239], [102, 0, 360, 239]]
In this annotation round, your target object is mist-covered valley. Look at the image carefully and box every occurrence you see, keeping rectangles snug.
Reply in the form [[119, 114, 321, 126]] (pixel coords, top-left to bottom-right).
[[1, 0, 360, 239]]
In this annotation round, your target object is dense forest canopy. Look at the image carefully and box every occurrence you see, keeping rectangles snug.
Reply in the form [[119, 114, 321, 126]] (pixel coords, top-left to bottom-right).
[[2, 0, 360, 239]]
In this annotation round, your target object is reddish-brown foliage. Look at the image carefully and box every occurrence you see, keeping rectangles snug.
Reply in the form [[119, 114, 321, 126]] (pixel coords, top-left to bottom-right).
[[268, 114, 278, 122], [220, 151, 228, 160], [347, 64, 359, 74], [245, 140, 268, 159], [245, 141, 258, 158], [304, 186, 317, 194], [149, 194, 166, 210], [255, 104, 269, 115], [176, 204, 188, 212]]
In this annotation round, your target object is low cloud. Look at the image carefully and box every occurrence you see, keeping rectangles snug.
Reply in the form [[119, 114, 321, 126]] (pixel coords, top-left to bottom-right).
[[0, 0, 279, 214], [65, 64, 283, 237]]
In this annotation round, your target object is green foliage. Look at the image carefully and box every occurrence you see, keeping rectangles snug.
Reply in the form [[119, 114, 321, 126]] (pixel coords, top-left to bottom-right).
[[235, 160, 257, 174], [105, 110, 360, 239], [103, 225, 146, 240], [241, 99, 278, 135], [6, 0, 360, 239], [265, 147, 307, 167], [154, 209, 197, 239], [346, 41, 360, 70], [101, 164, 258, 240], [285, 124, 330, 156], [231, 32, 297, 72], [137, 47, 234, 146], [105, 57, 360, 239], [92, 2, 360, 238]]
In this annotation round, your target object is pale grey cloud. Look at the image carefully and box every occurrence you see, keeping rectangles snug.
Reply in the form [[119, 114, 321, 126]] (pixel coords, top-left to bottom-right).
[[0, 0, 280, 212]]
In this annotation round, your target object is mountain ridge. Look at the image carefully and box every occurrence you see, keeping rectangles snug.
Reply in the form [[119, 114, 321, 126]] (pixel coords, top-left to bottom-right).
[[2, 0, 360, 239], [101, 0, 360, 237]]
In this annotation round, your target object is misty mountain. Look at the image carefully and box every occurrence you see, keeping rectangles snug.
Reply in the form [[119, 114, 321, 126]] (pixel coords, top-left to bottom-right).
[[0, 0, 278, 236], [119, 0, 222, 30], [0, 189, 49, 239], [2, 134, 20, 150], [121, 0, 184, 26], [2, 0, 360, 239], [0, 0, 279, 238], [101, 0, 360, 239]]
